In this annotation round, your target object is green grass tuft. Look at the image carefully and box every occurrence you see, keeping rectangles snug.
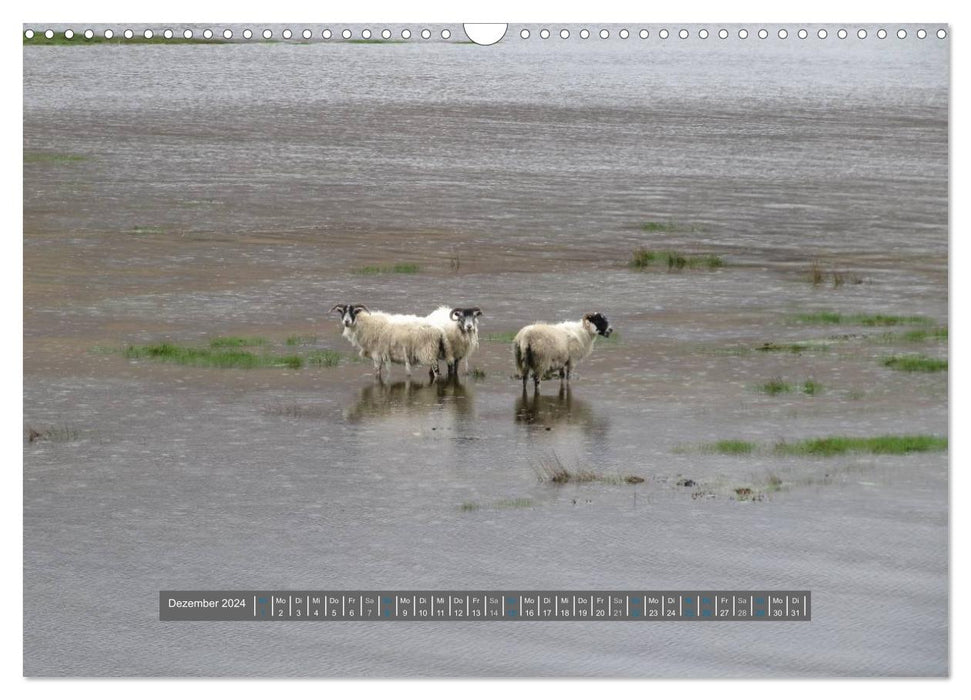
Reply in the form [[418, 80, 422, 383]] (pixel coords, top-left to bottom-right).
[[774, 435, 947, 457], [469, 367, 487, 379], [353, 263, 422, 275], [756, 342, 824, 353], [706, 440, 757, 455], [124, 342, 303, 369], [759, 378, 793, 395], [209, 336, 268, 348], [882, 354, 947, 372], [802, 379, 822, 395], [630, 248, 723, 271], [795, 312, 934, 326]]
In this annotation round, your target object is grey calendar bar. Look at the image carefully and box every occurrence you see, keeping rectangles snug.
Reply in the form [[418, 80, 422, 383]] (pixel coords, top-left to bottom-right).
[[160, 591, 810, 621]]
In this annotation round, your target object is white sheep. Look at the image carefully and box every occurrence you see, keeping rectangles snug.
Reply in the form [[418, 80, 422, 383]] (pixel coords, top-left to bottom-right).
[[331, 304, 452, 379], [512, 312, 613, 390], [426, 306, 482, 376]]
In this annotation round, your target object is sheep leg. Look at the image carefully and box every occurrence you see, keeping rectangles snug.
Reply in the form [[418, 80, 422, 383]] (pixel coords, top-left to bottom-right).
[[405, 359, 412, 377], [522, 373, 528, 391], [533, 372, 540, 390], [565, 363, 572, 382]]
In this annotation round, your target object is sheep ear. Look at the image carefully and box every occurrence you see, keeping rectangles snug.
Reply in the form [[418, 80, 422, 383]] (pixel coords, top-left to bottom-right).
[[331, 304, 346, 314], [450, 308, 461, 321]]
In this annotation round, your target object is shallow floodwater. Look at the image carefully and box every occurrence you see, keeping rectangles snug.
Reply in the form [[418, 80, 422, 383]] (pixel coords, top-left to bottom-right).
[[23, 27, 948, 676]]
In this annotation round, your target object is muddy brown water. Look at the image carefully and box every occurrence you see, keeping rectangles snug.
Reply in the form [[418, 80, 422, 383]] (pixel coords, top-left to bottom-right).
[[24, 30, 947, 676]]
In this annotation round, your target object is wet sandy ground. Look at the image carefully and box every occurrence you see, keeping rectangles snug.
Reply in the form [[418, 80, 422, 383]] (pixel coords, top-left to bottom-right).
[[23, 39, 947, 676]]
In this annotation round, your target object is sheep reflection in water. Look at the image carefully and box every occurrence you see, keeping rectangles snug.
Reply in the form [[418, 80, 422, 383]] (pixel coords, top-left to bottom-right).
[[344, 375, 474, 423], [514, 385, 609, 437]]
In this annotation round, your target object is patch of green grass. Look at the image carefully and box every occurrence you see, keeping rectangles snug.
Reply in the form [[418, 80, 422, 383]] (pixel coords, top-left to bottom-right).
[[124, 342, 302, 369], [353, 263, 422, 275], [882, 354, 947, 372], [285, 335, 318, 346], [802, 379, 822, 395], [129, 226, 165, 235], [629, 248, 723, 271], [705, 440, 757, 455], [774, 435, 947, 457], [756, 342, 825, 353], [459, 502, 481, 512], [306, 350, 342, 367], [209, 336, 268, 348], [24, 32, 226, 45], [758, 378, 793, 395], [795, 312, 934, 326], [469, 367, 486, 380], [873, 327, 949, 344], [23, 152, 87, 164], [484, 331, 518, 343]]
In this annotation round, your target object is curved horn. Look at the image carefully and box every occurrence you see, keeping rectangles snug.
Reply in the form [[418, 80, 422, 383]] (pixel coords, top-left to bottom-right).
[[450, 308, 462, 321], [352, 304, 370, 313], [471, 307, 483, 317], [331, 304, 346, 313]]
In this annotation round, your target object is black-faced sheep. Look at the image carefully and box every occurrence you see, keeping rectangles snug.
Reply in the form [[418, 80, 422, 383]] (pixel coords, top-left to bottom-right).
[[512, 312, 613, 390], [426, 306, 482, 376], [332, 304, 452, 380]]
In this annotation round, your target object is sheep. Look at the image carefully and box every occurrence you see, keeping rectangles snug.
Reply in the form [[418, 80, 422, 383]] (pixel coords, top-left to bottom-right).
[[426, 305, 482, 376], [331, 303, 452, 380], [512, 312, 613, 390]]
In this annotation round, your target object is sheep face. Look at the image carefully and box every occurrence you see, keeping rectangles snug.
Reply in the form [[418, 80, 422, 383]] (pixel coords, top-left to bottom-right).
[[331, 303, 370, 328], [449, 307, 482, 334], [583, 312, 613, 337]]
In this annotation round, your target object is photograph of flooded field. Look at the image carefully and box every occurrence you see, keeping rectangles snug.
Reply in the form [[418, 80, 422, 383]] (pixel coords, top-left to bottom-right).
[[23, 24, 948, 676]]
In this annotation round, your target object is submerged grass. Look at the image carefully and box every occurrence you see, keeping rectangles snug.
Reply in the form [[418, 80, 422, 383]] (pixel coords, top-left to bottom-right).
[[882, 354, 948, 372], [705, 440, 757, 455], [756, 341, 828, 353], [795, 312, 934, 326], [640, 220, 705, 233], [532, 452, 642, 485], [757, 378, 822, 395], [26, 425, 80, 443], [873, 327, 948, 344], [353, 263, 422, 275], [306, 350, 342, 367], [209, 336, 268, 348], [630, 248, 723, 271], [124, 342, 302, 369], [23, 151, 88, 164]]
